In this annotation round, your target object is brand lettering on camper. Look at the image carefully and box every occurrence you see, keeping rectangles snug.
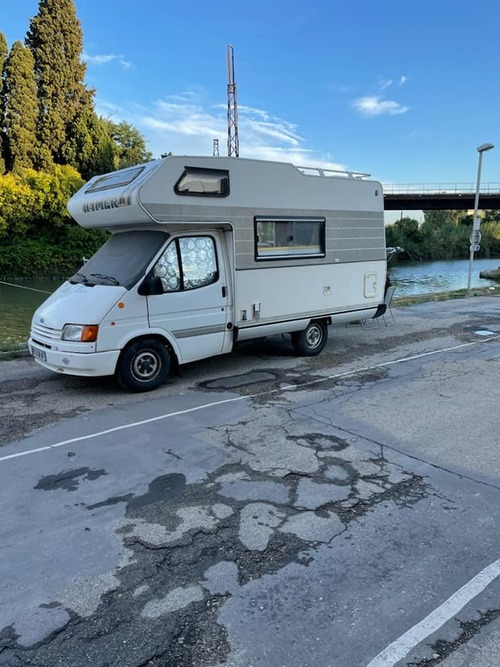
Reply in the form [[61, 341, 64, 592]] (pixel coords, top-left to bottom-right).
[[82, 195, 132, 213]]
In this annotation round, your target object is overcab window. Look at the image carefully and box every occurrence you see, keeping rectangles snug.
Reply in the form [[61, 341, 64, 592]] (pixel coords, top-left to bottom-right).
[[85, 166, 145, 193], [174, 167, 230, 197], [255, 217, 326, 259]]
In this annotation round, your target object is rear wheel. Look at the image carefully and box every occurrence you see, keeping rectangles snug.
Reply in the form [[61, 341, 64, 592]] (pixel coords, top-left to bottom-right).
[[116, 338, 170, 392], [292, 320, 328, 356]]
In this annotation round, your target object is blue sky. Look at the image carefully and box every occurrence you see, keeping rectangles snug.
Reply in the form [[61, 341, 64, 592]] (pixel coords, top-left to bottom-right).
[[3, 0, 500, 221]]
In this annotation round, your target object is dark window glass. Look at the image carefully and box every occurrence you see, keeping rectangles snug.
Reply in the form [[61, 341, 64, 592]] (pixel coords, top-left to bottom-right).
[[174, 168, 229, 197], [255, 218, 325, 259], [85, 166, 145, 193], [69, 230, 169, 289]]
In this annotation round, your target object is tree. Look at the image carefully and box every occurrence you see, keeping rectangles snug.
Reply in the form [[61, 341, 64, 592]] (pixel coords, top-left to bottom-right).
[[3, 41, 38, 172], [106, 120, 153, 169], [422, 210, 463, 227], [0, 31, 8, 174], [483, 210, 500, 223], [63, 109, 116, 180], [26, 0, 93, 168]]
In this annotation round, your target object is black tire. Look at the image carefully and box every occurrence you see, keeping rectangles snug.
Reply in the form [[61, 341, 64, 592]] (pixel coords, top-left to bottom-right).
[[116, 338, 170, 392], [292, 320, 328, 356]]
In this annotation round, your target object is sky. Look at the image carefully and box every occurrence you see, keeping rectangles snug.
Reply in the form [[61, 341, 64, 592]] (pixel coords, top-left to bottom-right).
[[3, 0, 500, 223]]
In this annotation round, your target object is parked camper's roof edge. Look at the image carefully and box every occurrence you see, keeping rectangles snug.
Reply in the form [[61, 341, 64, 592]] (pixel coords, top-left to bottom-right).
[[153, 154, 372, 179], [67, 155, 383, 231]]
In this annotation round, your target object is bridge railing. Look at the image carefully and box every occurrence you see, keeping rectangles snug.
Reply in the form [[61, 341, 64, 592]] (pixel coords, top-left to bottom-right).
[[383, 182, 500, 195]]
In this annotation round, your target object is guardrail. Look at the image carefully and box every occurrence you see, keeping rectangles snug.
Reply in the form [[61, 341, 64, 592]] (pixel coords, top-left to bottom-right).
[[383, 182, 500, 195]]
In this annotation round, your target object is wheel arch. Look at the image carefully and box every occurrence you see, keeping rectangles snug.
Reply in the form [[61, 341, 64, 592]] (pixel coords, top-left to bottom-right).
[[117, 332, 179, 371]]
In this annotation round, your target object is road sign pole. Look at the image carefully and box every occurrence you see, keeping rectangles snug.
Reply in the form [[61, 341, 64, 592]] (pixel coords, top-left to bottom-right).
[[467, 144, 494, 295]]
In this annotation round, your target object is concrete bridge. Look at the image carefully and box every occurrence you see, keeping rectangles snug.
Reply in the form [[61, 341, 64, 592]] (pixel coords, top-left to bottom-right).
[[383, 183, 500, 210]]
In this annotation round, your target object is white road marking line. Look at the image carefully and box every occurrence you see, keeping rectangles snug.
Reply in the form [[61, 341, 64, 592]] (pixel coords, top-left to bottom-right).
[[366, 557, 500, 666], [1, 335, 499, 464]]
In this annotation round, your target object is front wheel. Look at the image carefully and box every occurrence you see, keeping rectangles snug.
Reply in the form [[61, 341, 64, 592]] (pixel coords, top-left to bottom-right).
[[116, 338, 170, 392], [292, 321, 328, 356]]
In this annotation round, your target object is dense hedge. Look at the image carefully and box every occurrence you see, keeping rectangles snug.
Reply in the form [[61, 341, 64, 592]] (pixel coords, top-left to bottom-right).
[[385, 213, 500, 261], [0, 165, 108, 279], [0, 226, 108, 279]]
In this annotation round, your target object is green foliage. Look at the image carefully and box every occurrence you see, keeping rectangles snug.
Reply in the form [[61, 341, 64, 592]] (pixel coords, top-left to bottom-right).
[[62, 109, 116, 180], [422, 210, 463, 227], [105, 119, 153, 169], [0, 165, 83, 238], [24, 164, 85, 227], [26, 0, 93, 168], [3, 41, 38, 172], [1, 2, 153, 183], [0, 1, 159, 280], [483, 210, 500, 223], [0, 165, 109, 278], [0, 31, 8, 175], [0, 226, 108, 279], [0, 33, 7, 63], [386, 211, 500, 261], [0, 171, 38, 237]]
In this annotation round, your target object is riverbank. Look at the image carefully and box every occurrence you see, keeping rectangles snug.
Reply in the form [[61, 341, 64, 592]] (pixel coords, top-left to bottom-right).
[[393, 283, 500, 306]]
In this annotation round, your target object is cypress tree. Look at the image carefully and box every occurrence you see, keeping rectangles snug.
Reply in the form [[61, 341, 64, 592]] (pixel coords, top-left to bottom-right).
[[0, 31, 8, 174], [26, 0, 93, 168], [3, 41, 38, 172]]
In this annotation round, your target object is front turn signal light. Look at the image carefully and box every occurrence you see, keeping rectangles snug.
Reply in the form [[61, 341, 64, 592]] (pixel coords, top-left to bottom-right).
[[81, 325, 99, 342]]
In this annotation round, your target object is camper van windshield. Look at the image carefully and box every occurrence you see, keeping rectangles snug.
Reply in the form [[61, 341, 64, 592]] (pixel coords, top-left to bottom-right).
[[85, 166, 145, 193], [69, 231, 169, 289]]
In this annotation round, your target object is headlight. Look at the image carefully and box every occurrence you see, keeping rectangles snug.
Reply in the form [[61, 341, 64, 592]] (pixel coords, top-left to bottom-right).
[[62, 324, 99, 342]]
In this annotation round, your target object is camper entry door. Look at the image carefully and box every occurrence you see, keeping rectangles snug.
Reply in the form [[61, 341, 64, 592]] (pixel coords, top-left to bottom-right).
[[146, 233, 230, 364]]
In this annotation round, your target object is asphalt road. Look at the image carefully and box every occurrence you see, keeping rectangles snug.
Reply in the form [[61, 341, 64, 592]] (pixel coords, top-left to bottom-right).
[[1, 296, 500, 667]]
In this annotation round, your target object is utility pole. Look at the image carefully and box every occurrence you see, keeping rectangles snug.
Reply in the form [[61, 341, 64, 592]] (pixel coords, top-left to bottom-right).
[[226, 44, 239, 157]]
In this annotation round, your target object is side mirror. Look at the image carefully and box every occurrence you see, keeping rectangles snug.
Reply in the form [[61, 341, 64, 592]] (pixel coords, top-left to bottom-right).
[[138, 274, 163, 296]]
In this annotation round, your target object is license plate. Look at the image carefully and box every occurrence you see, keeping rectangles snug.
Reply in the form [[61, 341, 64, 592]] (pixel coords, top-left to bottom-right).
[[30, 346, 47, 362]]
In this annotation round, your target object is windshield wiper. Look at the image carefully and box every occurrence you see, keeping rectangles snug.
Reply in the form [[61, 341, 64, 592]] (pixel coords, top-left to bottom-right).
[[90, 273, 120, 286], [70, 271, 89, 284]]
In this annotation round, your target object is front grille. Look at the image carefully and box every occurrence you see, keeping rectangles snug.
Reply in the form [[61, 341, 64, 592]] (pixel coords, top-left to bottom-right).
[[31, 323, 62, 343], [31, 338, 51, 350]]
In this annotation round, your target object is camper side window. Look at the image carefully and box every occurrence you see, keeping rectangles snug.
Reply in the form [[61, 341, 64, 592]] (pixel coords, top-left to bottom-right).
[[153, 236, 218, 292], [174, 168, 229, 197], [255, 217, 325, 259]]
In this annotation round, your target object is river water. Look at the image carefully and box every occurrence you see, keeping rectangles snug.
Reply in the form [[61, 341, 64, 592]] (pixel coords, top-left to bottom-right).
[[389, 257, 500, 296], [1, 257, 500, 349]]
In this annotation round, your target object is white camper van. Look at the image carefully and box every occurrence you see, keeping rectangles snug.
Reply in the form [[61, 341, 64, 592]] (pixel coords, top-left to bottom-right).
[[29, 155, 387, 392]]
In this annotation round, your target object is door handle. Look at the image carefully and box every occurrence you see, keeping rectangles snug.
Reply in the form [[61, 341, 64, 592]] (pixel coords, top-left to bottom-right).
[[222, 285, 227, 298]]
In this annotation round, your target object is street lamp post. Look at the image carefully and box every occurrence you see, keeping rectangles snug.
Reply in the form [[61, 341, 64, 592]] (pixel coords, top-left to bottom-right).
[[467, 143, 494, 295]]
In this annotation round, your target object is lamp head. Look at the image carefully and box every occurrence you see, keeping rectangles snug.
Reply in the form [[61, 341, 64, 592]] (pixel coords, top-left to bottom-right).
[[477, 143, 494, 153]]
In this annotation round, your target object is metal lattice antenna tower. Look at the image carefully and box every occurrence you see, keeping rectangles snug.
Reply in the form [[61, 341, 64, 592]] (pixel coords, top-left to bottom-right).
[[226, 44, 239, 157], [213, 138, 220, 156]]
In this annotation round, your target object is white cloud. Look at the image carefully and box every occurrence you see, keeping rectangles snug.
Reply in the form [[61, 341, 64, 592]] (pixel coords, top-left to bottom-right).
[[379, 79, 393, 91], [83, 52, 133, 69], [399, 75, 408, 86], [353, 95, 409, 116], [97, 92, 346, 171]]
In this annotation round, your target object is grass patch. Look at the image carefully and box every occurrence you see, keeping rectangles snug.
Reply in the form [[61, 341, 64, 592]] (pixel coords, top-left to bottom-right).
[[0, 335, 29, 356], [393, 284, 500, 307]]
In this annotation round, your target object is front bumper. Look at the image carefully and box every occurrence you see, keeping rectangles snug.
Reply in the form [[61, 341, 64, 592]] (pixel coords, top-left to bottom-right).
[[28, 338, 120, 377]]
